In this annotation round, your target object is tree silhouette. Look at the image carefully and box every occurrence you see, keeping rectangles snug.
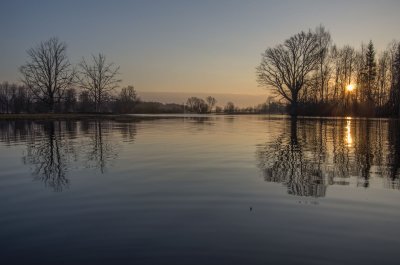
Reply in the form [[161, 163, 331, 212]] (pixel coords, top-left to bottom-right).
[[77, 53, 121, 112], [363, 41, 377, 106], [20, 37, 74, 112], [206, 96, 217, 113], [390, 44, 400, 116], [186, 97, 208, 113], [115, 86, 138, 113], [257, 30, 322, 116]]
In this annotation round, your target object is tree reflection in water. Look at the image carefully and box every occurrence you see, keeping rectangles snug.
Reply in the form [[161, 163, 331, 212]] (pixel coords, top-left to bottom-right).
[[257, 118, 400, 197], [23, 121, 75, 191], [0, 120, 137, 192], [82, 120, 117, 174], [257, 118, 327, 197], [0, 117, 399, 194], [387, 120, 400, 188]]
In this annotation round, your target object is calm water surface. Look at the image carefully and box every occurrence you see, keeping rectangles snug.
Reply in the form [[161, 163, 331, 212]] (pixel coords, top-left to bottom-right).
[[1, 115, 400, 265]]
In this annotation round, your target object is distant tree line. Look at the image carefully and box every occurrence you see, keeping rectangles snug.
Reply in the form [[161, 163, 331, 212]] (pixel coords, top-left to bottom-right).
[[0, 81, 139, 114], [0, 78, 285, 114], [0, 37, 139, 114], [184, 96, 285, 114], [1, 37, 282, 115], [185, 96, 217, 113], [0, 82, 32, 113], [257, 25, 400, 117]]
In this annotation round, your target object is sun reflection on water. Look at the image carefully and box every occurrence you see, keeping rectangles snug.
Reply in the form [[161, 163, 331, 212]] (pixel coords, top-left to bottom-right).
[[346, 118, 352, 148]]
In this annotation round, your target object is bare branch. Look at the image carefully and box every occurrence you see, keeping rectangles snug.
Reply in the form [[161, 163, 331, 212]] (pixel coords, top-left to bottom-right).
[[257, 30, 322, 115], [19, 37, 74, 112], [77, 53, 121, 112]]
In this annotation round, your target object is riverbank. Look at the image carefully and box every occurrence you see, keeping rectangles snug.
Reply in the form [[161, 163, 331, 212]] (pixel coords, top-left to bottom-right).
[[1, 113, 398, 121], [0, 113, 246, 121], [0, 113, 155, 121]]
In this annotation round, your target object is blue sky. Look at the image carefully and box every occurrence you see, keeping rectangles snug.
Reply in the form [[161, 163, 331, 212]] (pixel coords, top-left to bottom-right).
[[1, 0, 399, 96]]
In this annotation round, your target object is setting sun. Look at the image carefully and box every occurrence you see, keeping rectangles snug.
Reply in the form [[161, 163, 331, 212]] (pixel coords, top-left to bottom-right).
[[2, 1, 400, 265], [346, 84, 355, 92]]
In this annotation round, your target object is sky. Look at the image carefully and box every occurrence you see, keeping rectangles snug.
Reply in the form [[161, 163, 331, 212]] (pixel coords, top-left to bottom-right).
[[1, 0, 400, 103]]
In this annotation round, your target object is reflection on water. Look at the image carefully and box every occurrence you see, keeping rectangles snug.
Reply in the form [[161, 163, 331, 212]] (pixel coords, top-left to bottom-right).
[[23, 122, 74, 191], [346, 118, 352, 147], [82, 121, 118, 173], [1, 116, 400, 265], [0, 117, 400, 195], [257, 118, 328, 197], [257, 118, 400, 197], [0, 120, 136, 191]]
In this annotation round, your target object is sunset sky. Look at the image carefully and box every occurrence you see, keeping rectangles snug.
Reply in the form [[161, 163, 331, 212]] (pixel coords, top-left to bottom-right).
[[1, 0, 400, 104]]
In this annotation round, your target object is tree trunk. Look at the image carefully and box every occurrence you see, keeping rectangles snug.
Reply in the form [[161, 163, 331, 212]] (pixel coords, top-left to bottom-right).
[[48, 96, 55, 113], [289, 102, 297, 117], [290, 93, 299, 117]]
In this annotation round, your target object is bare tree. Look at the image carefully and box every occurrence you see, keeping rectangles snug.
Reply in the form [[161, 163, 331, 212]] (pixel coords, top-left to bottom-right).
[[387, 40, 399, 114], [115, 85, 138, 113], [63, 88, 78, 112], [206, 96, 217, 113], [77, 53, 121, 112], [257, 30, 322, 116], [224, 101, 235, 114], [19, 37, 74, 112], [0, 82, 14, 113], [376, 51, 390, 110], [315, 25, 332, 103], [392, 44, 400, 116], [330, 45, 355, 104], [186, 97, 208, 113]]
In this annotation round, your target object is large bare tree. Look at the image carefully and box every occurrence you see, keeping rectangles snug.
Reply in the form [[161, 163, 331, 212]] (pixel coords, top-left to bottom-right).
[[315, 25, 332, 103], [257, 30, 322, 116], [77, 53, 121, 112], [19, 37, 74, 112]]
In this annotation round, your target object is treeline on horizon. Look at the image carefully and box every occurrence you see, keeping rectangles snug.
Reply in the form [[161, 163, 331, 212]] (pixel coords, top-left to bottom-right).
[[0, 37, 283, 115], [0, 79, 284, 114], [2, 25, 400, 117], [257, 25, 400, 117]]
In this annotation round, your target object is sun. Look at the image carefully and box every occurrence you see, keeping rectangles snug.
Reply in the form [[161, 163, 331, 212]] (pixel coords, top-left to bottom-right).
[[346, 84, 355, 92]]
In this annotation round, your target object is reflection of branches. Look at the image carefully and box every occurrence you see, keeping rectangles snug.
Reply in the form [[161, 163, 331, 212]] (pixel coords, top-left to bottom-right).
[[387, 120, 400, 189], [83, 120, 118, 173], [355, 120, 373, 188], [330, 120, 351, 184], [116, 122, 137, 143], [257, 118, 400, 196], [0, 121, 34, 144], [185, 117, 216, 126], [23, 122, 75, 192], [0, 120, 137, 191], [257, 119, 327, 197]]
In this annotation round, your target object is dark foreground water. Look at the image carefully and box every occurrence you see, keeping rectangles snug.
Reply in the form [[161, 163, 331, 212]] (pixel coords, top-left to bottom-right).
[[1, 115, 400, 265]]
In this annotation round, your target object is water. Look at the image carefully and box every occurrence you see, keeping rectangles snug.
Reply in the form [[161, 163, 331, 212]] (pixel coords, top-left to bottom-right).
[[1, 115, 399, 265]]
